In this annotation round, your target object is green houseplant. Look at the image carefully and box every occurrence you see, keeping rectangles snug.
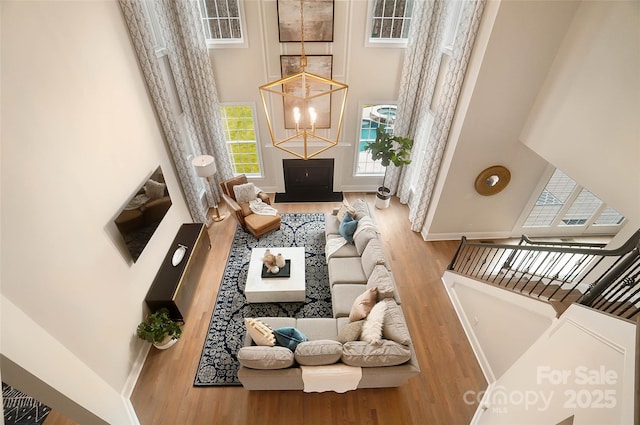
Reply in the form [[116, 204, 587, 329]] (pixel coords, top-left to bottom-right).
[[136, 308, 183, 350], [365, 126, 414, 209]]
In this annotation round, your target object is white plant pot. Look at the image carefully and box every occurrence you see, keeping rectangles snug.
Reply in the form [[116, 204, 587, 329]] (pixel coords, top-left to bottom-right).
[[153, 336, 178, 350], [375, 187, 391, 209]]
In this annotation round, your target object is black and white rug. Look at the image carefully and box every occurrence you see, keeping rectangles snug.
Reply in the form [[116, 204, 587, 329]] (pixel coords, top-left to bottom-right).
[[2, 383, 51, 425], [193, 213, 332, 386]]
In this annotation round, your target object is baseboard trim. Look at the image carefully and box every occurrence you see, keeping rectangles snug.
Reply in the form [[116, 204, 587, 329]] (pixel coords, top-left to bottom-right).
[[122, 344, 150, 399]]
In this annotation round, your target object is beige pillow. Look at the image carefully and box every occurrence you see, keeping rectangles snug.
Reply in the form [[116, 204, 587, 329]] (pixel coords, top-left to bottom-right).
[[244, 318, 275, 346], [382, 299, 412, 346], [294, 340, 343, 366], [336, 199, 356, 222], [233, 182, 257, 204], [348, 287, 378, 322], [337, 320, 364, 343], [237, 346, 294, 369]]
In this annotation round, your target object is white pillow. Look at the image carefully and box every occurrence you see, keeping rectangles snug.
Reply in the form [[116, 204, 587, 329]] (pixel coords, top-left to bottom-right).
[[360, 301, 387, 344], [244, 318, 275, 346], [234, 182, 257, 203]]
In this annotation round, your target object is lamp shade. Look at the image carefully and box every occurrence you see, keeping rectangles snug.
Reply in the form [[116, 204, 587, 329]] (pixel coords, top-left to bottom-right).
[[192, 155, 217, 178]]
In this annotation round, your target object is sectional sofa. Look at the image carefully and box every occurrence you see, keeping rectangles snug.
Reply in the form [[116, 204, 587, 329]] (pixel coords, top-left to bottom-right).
[[236, 199, 420, 390]]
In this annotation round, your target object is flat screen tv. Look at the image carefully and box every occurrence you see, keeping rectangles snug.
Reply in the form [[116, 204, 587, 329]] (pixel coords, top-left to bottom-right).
[[114, 166, 172, 263]]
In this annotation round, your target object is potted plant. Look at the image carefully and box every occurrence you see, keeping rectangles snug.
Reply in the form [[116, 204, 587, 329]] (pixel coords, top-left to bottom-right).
[[136, 308, 183, 350], [365, 126, 414, 209]]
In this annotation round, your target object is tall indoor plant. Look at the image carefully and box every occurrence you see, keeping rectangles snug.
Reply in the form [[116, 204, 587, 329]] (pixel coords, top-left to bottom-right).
[[365, 126, 414, 208], [136, 308, 183, 350]]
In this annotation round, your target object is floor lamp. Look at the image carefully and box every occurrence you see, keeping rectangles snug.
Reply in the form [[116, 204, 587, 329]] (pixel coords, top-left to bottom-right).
[[192, 155, 226, 222]]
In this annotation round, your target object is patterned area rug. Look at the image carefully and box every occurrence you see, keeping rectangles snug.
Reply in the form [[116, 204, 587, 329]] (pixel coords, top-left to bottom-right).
[[194, 213, 331, 386], [2, 383, 51, 425]]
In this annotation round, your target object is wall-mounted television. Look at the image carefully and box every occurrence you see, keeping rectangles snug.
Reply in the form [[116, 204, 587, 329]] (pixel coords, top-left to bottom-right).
[[114, 166, 172, 263]]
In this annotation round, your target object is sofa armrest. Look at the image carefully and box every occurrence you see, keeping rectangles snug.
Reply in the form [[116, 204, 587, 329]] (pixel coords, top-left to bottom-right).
[[257, 191, 271, 205]]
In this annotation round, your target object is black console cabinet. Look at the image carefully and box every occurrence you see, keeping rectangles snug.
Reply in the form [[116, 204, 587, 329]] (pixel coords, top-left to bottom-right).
[[144, 223, 210, 322]]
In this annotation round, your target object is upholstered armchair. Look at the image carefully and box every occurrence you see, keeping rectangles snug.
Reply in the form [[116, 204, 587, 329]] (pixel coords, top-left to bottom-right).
[[219, 174, 281, 238]]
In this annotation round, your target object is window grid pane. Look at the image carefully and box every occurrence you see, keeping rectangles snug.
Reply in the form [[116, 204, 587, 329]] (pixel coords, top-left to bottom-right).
[[370, 0, 413, 40], [560, 189, 601, 226], [199, 0, 242, 41], [594, 206, 625, 225], [220, 106, 261, 176]]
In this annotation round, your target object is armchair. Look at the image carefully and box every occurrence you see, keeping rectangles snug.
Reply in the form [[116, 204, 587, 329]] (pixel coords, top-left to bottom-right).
[[220, 175, 281, 239]]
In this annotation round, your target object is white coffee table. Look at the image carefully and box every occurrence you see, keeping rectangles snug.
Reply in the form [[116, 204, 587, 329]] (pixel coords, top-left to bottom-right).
[[245, 247, 306, 303]]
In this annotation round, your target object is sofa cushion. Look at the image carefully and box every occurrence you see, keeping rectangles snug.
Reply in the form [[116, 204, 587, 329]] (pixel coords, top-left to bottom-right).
[[382, 299, 412, 346], [360, 301, 387, 344], [337, 320, 364, 343], [328, 257, 367, 285], [245, 318, 275, 346], [295, 318, 339, 340], [324, 213, 341, 237], [348, 287, 378, 322], [351, 198, 372, 221], [326, 235, 360, 258], [338, 213, 358, 243], [353, 217, 378, 255], [237, 346, 295, 370], [360, 239, 386, 278], [273, 327, 308, 351], [294, 340, 343, 366], [331, 284, 368, 318], [341, 340, 411, 367], [366, 265, 395, 300]]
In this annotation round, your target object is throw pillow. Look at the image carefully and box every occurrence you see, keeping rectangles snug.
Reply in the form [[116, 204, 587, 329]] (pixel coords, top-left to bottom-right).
[[337, 320, 365, 343], [338, 213, 358, 244], [366, 265, 395, 300], [144, 179, 166, 200], [382, 299, 412, 346], [294, 340, 343, 366], [233, 182, 257, 204], [237, 346, 294, 370], [273, 326, 309, 351], [360, 301, 387, 344], [336, 199, 356, 222], [348, 287, 378, 322], [244, 318, 275, 346]]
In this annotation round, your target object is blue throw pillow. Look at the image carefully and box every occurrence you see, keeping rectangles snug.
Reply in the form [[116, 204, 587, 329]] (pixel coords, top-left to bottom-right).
[[338, 212, 358, 243], [273, 327, 309, 351]]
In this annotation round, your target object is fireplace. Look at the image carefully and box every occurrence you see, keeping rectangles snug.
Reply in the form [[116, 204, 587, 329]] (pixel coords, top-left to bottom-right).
[[275, 159, 343, 202]]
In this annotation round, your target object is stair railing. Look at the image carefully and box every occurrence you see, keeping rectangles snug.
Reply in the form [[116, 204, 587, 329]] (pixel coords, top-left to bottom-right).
[[447, 230, 640, 320]]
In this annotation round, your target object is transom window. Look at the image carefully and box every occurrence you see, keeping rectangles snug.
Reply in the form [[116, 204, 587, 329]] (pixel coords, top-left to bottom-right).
[[355, 104, 396, 175], [522, 169, 625, 234], [220, 105, 262, 176], [369, 0, 414, 42], [197, 0, 244, 44]]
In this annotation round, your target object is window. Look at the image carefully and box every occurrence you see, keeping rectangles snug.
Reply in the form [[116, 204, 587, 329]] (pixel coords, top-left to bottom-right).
[[521, 169, 625, 235], [220, 105, 262, 176], [197, 0, 245, 45], [369, 0, 414, 43], [355, 104, 396, 175]]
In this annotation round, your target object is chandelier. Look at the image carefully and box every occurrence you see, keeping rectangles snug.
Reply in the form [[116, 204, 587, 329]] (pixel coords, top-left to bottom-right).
[[259, 0, 348, 160]]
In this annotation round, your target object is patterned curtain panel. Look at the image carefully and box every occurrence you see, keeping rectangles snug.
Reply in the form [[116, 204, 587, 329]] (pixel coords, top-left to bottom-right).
[[389, 0, 486, 233], [119, 0, 232, 223]]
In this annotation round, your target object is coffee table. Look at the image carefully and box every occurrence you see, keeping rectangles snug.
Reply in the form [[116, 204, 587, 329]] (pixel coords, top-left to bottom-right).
[[245, 247, 306, 303]]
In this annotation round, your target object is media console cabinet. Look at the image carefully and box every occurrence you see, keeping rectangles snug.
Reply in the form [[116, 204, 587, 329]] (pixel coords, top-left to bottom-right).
[[144, 223, 211, 322]]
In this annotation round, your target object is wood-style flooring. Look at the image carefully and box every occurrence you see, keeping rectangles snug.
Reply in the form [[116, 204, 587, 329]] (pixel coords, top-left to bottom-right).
[[44, 193, 487, 425]]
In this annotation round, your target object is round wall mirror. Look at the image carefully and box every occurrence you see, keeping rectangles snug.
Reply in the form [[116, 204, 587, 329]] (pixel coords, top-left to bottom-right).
[[475, 165, 511, 196]]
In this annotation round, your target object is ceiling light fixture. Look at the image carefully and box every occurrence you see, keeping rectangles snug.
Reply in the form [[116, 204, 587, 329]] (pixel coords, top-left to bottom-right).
[[259, 0, 348, 160]]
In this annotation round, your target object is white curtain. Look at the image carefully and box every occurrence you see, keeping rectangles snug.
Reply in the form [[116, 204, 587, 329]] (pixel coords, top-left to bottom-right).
[[388, 0, 486, 232], [119, 0, 232, 223]]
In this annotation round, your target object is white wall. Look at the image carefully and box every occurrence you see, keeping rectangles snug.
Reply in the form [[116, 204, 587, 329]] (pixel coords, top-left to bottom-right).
[[1, 0, 191, 421], [473, 304, 636, 425], [521, 1, 640, 223], [209, 0, 405, 193], [443, 272, 557, 382], [423, 0, 581, 240]]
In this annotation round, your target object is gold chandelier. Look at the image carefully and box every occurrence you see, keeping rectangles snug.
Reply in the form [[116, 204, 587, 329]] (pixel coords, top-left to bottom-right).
[[259, 0, 348, 160]]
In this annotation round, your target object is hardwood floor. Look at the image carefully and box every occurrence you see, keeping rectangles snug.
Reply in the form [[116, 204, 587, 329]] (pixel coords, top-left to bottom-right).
[[46, 193, 487, 425]]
